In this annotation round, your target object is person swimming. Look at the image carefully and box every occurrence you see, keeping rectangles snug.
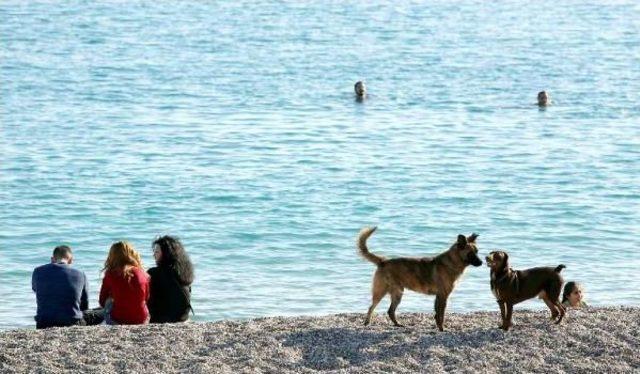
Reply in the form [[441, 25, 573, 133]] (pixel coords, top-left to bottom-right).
[[354, 81, 366, 99], [537, 91, 550, 106]]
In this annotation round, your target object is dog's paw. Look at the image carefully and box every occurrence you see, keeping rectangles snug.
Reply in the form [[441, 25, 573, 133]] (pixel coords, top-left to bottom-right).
[[499, 324, 511, 331]]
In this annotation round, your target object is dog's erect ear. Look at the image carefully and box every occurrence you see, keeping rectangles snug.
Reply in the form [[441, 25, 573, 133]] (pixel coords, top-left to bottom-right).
[[468, 233, 479, 243], [457, 234, 467, 249]]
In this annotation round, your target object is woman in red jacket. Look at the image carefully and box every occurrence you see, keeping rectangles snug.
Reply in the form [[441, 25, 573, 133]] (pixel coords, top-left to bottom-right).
[[99, 241, 150, 325]]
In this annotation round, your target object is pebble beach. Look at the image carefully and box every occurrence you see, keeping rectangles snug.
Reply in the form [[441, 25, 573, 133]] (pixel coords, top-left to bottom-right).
[[1, 307, 637, 373]]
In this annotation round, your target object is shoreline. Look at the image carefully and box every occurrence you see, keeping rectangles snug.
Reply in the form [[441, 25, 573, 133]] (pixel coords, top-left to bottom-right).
[[1, 307, 638, 373]]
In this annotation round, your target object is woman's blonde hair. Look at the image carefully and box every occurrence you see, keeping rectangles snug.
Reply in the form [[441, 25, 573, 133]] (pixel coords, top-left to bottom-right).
[[103, 241, 143, 280]]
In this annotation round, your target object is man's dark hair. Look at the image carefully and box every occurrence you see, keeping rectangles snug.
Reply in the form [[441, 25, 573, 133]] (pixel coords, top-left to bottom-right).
[[52, 245, 73, 261]]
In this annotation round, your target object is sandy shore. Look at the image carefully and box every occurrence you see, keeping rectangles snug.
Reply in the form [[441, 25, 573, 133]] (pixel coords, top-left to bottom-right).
[[0, 307, 638, 373]]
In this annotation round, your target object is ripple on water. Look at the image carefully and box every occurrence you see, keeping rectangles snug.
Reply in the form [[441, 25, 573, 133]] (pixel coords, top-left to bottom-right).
[[1, 1, 639, 330]]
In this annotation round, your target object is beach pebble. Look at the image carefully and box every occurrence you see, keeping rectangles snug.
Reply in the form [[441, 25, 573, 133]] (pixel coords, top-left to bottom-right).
[[0, 307, 638, 373]]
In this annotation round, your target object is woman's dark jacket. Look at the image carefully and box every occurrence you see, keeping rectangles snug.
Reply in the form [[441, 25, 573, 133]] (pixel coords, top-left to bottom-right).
[[147, 266, 192, 323]]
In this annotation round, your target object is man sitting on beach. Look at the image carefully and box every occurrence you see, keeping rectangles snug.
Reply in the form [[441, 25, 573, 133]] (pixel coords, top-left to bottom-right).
[[32, 245, 103, 329]]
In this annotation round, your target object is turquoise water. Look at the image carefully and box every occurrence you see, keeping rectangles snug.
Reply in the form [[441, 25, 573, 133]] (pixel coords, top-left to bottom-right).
[[1, 1, 639, 330]]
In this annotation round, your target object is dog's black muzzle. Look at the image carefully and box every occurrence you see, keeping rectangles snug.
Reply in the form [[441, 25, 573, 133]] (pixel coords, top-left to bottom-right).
[[467, 253, 483, 267]]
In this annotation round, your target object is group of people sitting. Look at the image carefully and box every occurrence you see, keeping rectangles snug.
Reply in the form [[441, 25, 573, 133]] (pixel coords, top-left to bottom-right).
[[31, 235, 194, 329]]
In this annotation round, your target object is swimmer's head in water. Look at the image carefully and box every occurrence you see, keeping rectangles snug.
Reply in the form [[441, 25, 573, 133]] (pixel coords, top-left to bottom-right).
[[537, 91, 550, 106], [354, 81, 366, 97]]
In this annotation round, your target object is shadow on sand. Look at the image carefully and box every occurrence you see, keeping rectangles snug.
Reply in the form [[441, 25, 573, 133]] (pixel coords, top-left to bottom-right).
[[279, 324, 504, 370]]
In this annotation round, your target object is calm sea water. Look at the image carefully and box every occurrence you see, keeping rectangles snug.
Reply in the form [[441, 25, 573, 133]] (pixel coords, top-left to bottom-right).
[[1, 1, 639, 330]]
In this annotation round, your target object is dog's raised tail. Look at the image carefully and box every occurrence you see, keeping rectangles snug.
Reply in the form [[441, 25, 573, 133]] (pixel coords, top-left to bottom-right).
[[555, 264, 566, 273], [357, 226, 385, 265]]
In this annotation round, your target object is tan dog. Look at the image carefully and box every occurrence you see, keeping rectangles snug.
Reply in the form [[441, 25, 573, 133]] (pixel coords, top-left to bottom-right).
[[486, 251, 566, 331], [358, 227, 482, 331]]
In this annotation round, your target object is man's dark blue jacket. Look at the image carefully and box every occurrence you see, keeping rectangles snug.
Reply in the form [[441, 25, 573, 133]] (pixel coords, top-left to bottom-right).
[[32, 262, 88, 326]]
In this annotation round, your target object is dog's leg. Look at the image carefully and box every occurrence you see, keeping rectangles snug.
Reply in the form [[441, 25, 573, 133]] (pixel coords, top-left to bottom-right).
[[434, 295, 448, 332], [548, 283, 566, 325], [364, 288, 386, 326], [498, 301, 506, 328], [388, 290, 404, 327], [542, 294, 559, 321], [554, 301, 566, 324], [502, 303, 513, 331], [364, 272, 387, 326]]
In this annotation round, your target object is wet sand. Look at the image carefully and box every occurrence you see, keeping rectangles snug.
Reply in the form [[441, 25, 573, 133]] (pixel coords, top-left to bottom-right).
[[0, 307, 637, 373]]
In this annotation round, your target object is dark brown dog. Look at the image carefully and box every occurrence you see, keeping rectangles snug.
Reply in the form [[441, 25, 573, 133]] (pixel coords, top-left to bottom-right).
[[358, 227, 482, 331], [486, 251, 566, 331]]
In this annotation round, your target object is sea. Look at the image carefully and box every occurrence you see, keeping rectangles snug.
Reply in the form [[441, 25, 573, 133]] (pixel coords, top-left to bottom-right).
[[1, 1, 639, 330]]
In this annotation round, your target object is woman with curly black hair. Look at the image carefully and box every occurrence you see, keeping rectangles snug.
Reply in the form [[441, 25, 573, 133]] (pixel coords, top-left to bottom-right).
[[147, 235, 194, 323]]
